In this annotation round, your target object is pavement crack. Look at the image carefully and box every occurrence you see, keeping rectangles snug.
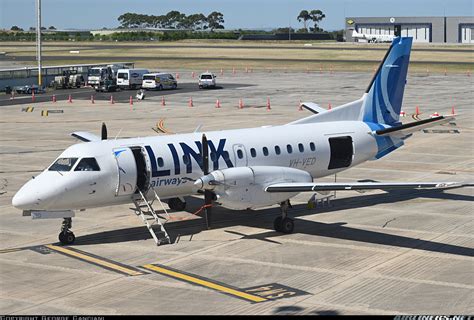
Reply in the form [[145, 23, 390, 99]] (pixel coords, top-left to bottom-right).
[[382, 218, 396, 228]]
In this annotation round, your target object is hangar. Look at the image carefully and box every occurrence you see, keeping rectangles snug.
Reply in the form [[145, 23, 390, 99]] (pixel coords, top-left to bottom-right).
[[345, 16, 474, 43]]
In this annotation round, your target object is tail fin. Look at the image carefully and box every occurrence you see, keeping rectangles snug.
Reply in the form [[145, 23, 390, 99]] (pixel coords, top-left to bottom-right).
[[361, 37, 412, 125]]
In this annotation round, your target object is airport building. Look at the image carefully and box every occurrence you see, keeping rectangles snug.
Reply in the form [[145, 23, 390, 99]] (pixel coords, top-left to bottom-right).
[[345, 16, 474, 43]]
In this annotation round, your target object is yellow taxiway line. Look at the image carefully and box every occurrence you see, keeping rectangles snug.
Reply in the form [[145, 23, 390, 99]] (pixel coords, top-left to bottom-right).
[[143, 264, 267, 303], [46, 244, 145, 276]]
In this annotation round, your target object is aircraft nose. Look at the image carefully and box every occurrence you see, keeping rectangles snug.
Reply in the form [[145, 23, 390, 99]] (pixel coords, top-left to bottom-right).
[[12, 181, 41, 210]]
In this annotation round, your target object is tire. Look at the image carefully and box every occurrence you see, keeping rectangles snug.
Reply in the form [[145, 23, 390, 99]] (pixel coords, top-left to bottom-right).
[[59, 230, 75, 245], [280, 218, 294, 234]]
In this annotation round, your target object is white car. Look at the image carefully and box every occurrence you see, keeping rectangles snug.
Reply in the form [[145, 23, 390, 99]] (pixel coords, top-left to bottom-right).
[[198, 73, 217, 89], [142, 73, 177, 90]]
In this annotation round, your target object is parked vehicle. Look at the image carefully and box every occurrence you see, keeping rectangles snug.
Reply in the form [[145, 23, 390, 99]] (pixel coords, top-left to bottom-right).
[[88, 66, 114, 89], [116, 68, 149, 90], [198, 72, 217, 89], [142, 73, 177, 90], [51, 70, 84, 89], [96, 79, 117, 92], [13, 84, 45, 94]]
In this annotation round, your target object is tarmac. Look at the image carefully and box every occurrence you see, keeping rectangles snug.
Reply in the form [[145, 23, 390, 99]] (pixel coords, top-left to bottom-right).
[[0, 69, 473, 315]]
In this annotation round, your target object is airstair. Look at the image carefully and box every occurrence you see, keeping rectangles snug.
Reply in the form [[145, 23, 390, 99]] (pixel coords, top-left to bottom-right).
[[132, 189, 171, 246]]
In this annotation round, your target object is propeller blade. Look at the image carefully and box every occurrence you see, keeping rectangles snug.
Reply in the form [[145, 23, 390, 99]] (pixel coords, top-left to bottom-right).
[[101, 122, 107, 140], [201, 134, 209, 175], [204, 190, 213, 229]]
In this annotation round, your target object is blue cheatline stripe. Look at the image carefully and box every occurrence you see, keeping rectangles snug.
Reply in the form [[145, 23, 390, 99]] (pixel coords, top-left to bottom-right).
[[365, 122, 402, 159]]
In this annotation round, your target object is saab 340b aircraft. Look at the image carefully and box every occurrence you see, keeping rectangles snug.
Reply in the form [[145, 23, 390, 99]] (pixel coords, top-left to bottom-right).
[[12, 37, 471, 245]]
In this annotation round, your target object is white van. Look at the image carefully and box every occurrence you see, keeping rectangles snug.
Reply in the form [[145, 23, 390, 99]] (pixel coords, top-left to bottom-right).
[[142, 73, 178, 90], [116, 69, 149, 89], [198, 72, 217, 89]]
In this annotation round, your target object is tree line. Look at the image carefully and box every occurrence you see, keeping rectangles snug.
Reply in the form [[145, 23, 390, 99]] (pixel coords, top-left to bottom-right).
[[117, 11, 225, 31]]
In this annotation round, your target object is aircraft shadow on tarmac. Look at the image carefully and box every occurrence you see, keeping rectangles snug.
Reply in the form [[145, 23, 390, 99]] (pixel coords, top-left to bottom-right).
[[72, 188, 474, 258]]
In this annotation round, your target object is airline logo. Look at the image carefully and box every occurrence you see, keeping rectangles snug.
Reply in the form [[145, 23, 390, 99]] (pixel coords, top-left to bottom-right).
[[145, 139, 234, 177]]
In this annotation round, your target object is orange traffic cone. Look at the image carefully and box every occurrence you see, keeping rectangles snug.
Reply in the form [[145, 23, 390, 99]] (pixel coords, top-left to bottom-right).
[[298, 99, 303, 111], [161, 96, 166, 106], [451, 106, 456, 115], [415, 105, 420, 115], [31, 90, 35, 103], [188, 97, 193, 107], [68, 94, 72, 103], [238, 98, 244, 109], [129, 96, 133, 106], [52, 94, 56, 103], [110, 95, 114, 104], [266, 97, 271, 110], [215, 99, 221, 108], [192, 71, 195, 78], [328, 103, 332, 110]]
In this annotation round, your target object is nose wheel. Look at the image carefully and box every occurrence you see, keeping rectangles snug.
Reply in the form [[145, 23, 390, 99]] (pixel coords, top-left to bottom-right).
[[273, 200, 295, 234], [58, 217, 75, 245]]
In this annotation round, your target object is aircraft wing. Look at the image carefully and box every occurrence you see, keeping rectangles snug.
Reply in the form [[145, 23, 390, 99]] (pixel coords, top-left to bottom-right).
[[265, 181, 472, 193], [70, 131, 101, 142], [375, 116, 453, 137]]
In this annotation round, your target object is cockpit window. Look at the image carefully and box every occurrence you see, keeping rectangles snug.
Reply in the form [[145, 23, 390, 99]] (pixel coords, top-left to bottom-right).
[[48, 158, 78, 171], [74, 158, 101, 171]]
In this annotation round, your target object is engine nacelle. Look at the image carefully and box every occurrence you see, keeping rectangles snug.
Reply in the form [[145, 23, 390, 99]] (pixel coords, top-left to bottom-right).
[[196, 166, 312, 210]]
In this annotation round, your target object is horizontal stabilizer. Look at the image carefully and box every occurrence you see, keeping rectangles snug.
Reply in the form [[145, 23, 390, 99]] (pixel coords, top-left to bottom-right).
[[265, 181, 472, 193], [300, 102, 327, 114], [71, 131, 101, 142], [375, 115, 454, 137]]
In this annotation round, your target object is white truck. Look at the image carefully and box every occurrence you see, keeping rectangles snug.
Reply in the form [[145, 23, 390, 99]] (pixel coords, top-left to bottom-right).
[[116, 69, 149, 90], [87, 66, 114, 87]]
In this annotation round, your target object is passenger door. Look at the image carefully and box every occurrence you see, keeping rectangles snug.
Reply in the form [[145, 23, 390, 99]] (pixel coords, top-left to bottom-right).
[[113, 147, 137, 196]]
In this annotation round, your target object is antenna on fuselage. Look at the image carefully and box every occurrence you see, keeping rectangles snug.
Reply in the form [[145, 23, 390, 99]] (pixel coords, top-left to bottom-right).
[[101, 122, 107, 140]]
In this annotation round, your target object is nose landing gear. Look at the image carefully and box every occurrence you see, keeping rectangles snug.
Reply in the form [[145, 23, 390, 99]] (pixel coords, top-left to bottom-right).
[[273, 200, 294, 234], [58, 217, 75, 245]]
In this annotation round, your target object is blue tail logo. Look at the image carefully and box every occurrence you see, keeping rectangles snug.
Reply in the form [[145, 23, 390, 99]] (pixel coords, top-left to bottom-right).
[[362, 37, 413, 125]]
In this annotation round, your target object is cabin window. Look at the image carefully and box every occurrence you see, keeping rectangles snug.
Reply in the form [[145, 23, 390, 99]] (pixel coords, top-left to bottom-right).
[[48, 158, 78, 171], [74, 157, 101, 171], [287, 144, 293, 154], [250, 148, 257, 157], [262, 147, 269, 156], [310, 142, 316, 151], [298, 143, 304, 153], [237, 149, 243, 159], [274, 145, 281, 155], [157, 157, 164, 167]]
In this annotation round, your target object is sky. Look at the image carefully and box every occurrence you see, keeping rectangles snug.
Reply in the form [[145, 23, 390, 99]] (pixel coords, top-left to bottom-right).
[[0, 0, 472, 31]]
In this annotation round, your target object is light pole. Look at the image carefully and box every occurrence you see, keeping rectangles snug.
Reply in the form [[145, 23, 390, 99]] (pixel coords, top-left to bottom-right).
[[36, 0, 42, 86]]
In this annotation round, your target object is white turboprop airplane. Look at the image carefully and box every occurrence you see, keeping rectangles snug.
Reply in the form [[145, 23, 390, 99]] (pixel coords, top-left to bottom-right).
[[352, 29, 395, 43], [12, 37, 471, 246]]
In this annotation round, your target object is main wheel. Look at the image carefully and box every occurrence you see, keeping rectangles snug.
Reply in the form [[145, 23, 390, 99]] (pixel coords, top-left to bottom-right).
[[59, 230, 75, 245], [280, 217, 294, 234], [273, 216, 283, 232], [168, 198, 186, 211]]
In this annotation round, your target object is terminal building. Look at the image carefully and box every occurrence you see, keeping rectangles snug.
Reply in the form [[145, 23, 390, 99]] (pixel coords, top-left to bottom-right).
[[345, 16, 474, 43]]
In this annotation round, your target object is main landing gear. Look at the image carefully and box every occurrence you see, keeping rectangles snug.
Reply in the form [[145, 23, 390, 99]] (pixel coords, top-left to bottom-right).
[[273, 200, 294, 234], [58, 217, 75, 245]]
